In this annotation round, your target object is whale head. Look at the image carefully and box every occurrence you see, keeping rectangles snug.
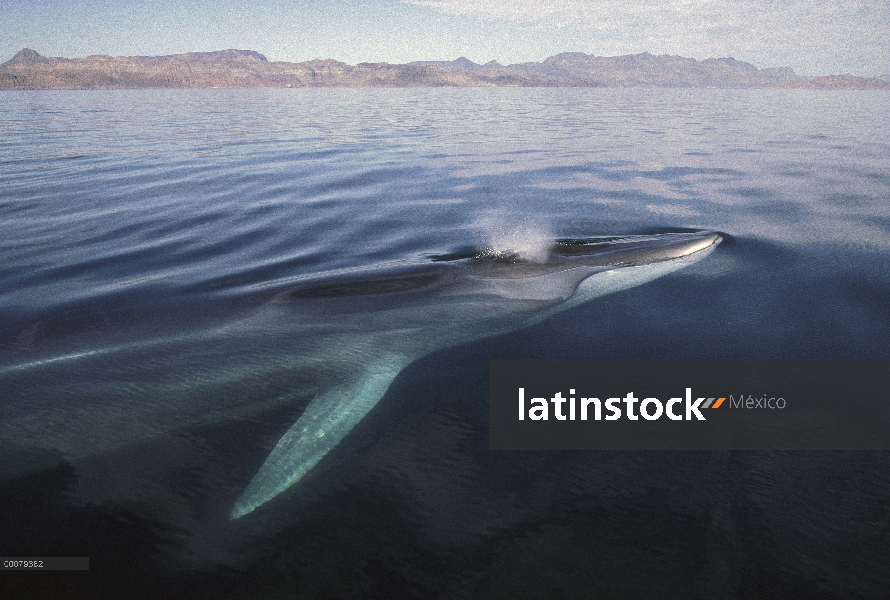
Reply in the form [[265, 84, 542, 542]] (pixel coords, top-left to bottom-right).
[[443, 230, 721, 273], [419, 230, 722, 306]]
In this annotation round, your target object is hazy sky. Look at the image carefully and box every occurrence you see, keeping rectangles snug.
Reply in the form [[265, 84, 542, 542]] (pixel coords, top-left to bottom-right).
[[2, 0, 888, 76]]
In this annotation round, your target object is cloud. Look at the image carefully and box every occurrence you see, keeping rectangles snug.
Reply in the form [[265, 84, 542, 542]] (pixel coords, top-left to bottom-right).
[[400, 0, 879, 32], [403, 0, 675, 28], [400, 0, 890, 74]]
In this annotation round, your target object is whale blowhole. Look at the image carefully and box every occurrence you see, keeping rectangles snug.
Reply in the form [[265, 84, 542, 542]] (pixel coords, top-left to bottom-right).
[[483, 224, 554, 263]]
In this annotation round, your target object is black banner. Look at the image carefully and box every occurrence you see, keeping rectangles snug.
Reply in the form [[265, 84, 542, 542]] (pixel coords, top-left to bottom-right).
[[489, 360, 890, 450], [1, 557, 89, 570]]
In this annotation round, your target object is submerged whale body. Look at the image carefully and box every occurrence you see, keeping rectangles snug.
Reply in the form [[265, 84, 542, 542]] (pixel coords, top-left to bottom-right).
[[0, 231, 720, 518], [230, 231, 721, 518]]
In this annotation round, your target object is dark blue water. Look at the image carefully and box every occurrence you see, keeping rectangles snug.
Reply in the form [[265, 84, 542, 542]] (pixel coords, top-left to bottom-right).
[[1, 88, 889, 599]]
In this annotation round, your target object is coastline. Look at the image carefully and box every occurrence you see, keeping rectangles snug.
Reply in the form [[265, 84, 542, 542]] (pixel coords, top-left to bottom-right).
[[3, 48, 888, 90]]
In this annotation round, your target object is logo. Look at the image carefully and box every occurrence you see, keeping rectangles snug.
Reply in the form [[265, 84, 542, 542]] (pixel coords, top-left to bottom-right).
[[489, 359, 887, 450], [518, 388, 726, 421]]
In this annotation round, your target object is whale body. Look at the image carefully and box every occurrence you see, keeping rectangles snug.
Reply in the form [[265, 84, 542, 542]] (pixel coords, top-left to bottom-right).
[[0, 231, 720, 518], [230, 231, 721, 517]]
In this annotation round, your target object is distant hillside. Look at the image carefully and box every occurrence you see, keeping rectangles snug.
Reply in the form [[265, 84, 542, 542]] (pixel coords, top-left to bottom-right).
[[2, 48, 888, 90]]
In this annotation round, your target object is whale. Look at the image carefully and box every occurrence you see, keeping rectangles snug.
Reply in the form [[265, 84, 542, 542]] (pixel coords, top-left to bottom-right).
[[0, 231, 720, 519], [229, 230, 721, 517]]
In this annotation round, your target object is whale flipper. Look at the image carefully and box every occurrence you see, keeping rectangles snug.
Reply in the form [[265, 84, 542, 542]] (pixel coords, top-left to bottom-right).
[[231, 355, 409, 519]]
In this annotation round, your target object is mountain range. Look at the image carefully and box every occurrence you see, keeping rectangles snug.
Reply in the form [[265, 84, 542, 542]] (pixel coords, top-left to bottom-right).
[[2, 48, 887, 90]]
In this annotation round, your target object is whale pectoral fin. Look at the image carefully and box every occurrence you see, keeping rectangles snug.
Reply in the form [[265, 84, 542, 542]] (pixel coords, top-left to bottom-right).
[[230, 356, 409, 519]]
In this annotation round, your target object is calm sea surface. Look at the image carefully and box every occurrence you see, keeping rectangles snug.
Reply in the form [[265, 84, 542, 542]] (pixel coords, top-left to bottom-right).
[[1, 88, 889, 598]]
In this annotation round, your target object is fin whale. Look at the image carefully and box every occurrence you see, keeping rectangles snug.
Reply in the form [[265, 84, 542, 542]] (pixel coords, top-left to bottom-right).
[[0, 231, 720, 517], [229, 231, 721, 518]]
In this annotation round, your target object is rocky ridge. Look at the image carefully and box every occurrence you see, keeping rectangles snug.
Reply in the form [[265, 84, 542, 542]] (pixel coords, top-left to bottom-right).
[[2, 48, 887, 89]]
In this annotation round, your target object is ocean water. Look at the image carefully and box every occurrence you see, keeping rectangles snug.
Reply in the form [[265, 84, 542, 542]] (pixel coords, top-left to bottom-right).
[[1, 88, 889, 599]]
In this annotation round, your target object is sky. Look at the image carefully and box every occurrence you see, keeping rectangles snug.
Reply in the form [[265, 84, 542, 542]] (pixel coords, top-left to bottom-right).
[[1, 0, 888, 76]]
